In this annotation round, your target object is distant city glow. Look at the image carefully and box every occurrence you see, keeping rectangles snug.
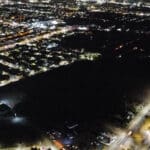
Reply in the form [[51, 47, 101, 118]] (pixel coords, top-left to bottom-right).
[[0, 0, 149, 149]]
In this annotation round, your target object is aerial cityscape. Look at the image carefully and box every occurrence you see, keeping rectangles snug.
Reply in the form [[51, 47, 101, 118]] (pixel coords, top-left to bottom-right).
[[0, 0, 150, 149]]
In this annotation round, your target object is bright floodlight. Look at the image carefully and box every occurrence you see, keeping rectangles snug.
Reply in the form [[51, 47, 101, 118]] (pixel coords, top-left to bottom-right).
[[12, 117, 26, 124]]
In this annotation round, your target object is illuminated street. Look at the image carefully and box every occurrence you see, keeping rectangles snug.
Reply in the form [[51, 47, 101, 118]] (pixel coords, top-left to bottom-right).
[[107, 101, 150, 150], [0, 0, 150, 149]]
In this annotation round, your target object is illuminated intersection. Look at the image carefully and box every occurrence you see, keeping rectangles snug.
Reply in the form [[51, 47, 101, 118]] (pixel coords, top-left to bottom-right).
[[106, 102, 150, 150]]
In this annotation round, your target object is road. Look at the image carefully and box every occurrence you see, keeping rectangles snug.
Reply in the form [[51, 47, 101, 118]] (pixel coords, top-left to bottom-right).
[[108, 102, 150, 150], [0, 26, 74, 52]]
